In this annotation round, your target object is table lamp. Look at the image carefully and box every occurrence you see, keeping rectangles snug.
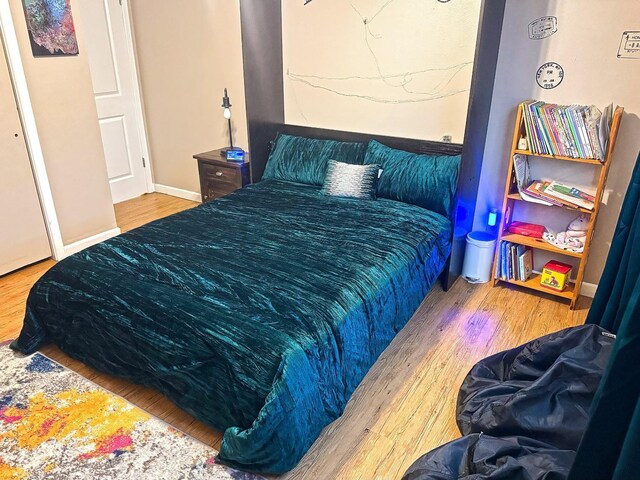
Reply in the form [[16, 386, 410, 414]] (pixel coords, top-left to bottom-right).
[[221, 88, 244, 160]]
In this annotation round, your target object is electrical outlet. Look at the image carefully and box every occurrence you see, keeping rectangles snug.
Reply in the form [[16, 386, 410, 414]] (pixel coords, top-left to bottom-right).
[[442, 135, 452, 143]]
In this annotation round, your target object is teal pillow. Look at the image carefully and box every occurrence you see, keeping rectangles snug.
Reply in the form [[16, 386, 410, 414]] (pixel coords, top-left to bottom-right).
[[321, 160, 380, 200], [262, 134, 366, 186], [364, 140, 461, 217]]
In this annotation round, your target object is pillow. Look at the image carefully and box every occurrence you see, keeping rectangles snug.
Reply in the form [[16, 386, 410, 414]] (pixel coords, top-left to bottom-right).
[[364, 140, 461, 216], [262, 133, 366, 186], [321, 160, 380, 200]]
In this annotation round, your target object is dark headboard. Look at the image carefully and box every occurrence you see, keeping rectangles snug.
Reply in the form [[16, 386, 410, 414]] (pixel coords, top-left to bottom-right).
[[277, 124, 463, 157], [251, 124, 463, 181], [252, 123, 464, 291]]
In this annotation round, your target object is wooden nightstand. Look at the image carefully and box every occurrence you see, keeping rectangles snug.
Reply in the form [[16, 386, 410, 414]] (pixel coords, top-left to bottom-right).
[[194, 148, 250, 203]]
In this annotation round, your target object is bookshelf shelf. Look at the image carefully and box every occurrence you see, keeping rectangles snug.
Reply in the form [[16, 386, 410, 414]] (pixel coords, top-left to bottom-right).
[[505, 193, 593, 214], [498, 273, 575, 300], [513, 150, 603, 166], [500, 233, 583, 258], [492, 102, 624, 309]]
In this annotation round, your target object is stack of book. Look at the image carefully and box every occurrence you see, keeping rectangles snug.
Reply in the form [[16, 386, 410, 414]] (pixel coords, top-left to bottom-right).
[[523, 180, 595, 210], [498, 242, 533, 282], [521, 101, 612, 161]]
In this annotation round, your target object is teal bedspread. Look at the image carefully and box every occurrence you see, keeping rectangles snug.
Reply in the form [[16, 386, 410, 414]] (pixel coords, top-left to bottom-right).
[[12, 180, 452, 474]]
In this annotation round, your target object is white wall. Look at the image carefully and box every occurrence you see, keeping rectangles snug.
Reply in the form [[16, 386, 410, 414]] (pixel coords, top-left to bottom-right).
[[8, 0, 117, 245], [477, 0, 640, 285], [130, 0, 248, 194], [282, 0, 481, 143]]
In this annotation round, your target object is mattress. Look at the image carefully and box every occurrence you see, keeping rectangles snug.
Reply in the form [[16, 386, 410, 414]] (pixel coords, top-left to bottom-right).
[[12, 179, 452, 474]]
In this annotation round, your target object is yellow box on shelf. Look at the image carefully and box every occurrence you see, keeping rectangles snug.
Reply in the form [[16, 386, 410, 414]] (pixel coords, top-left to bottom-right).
[[540, 260, 573, 292]]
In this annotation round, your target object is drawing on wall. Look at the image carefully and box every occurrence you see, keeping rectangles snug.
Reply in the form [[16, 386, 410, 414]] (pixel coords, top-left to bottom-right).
[[284, 0, 480, 141], [617, 31, 640, 59], [288, 0, 471, 105], [536, 62, 564, 89], [286, 61, 472, 105], [21, 0, 79, 57], [528, 16, 558, 40]]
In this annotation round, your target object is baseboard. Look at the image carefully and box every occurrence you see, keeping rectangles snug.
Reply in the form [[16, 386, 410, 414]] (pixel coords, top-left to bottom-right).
[[580, 282, 598, 298], [154, 184, 201, 203], [63, 227, 121, 257]]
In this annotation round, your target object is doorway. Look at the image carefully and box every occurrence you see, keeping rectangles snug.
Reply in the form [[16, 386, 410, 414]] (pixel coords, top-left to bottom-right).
[[78, 0, 152, 204]]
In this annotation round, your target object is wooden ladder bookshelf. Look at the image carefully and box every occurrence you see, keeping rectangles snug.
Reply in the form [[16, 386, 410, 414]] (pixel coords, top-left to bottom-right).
[[492, 103, 624, 309]]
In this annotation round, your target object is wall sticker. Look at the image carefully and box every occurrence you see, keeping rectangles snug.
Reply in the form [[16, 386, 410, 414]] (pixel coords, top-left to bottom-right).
[[617, 31, 640, 59], [528, 17, 557, 40], [536, 62, 564, 89]]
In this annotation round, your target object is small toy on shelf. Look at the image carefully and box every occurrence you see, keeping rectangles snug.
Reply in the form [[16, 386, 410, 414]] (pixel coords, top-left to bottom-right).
[[540, 260, 573, 292], [542, 214, 589, 253], [508, 221, 545, 238]]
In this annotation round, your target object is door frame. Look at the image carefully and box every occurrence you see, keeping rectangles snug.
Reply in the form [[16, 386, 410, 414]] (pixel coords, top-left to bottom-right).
[[118, 0, 155, 196], [0, 0, 153, 263], [0, 1, 65, 260]]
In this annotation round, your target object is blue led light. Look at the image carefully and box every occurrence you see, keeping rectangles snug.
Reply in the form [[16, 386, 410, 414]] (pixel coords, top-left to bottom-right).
[[488, 209, 498, 227]]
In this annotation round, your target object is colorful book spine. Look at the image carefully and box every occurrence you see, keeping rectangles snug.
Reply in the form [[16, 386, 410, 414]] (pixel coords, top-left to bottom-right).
[[498, 242, 533, 283], [521, 101, 606, 160]]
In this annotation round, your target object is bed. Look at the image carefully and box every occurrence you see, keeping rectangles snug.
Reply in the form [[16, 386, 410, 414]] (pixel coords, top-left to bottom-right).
[[12, 133, 461, 474]]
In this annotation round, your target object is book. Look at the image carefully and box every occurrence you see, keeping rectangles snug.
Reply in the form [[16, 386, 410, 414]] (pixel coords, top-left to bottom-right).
[[549, 183, 596, 204], [520, 101, 611, 160], [500, 241, 508, 280], [524, 181, 564, 206], [519, 249, 533, 281], [575, 107, 593, 158], [567, 107, 585, 158], [544, 181, 595, 210], [599, 103, 613, 159], [516, 245, 526, 280], [585, 106, 603, 161], [529, 181, 581, 209], [498, 241, 533, 283], [568, 187, 595, 204]]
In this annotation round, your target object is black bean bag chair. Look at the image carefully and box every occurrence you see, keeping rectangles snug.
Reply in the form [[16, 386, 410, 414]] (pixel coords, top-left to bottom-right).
[[402, 434, 575, 480], [456, 325, 615, 450]]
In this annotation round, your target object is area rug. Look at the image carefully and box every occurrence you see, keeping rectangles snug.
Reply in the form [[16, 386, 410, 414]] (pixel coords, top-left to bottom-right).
[[0, 345, 263, 480]]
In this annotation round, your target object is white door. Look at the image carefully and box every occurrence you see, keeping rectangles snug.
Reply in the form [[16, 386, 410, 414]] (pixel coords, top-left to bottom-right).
[[78, 0, 150, 204], [0, 40, 51, 275]]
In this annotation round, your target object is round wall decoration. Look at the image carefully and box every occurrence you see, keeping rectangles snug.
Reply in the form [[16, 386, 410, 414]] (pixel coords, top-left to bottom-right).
[[536, 62, 564, 89]]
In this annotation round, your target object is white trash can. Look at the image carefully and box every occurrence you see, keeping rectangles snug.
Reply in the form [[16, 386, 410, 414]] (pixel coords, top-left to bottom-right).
[[461, 231, 497, 284]]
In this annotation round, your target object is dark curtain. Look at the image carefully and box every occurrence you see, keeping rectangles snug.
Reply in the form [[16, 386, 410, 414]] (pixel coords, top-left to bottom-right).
[[569, 151, 640, 480]]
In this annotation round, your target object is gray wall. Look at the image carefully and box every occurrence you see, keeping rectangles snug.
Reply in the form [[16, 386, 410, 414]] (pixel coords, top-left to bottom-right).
[[475, 0, 640, 286]]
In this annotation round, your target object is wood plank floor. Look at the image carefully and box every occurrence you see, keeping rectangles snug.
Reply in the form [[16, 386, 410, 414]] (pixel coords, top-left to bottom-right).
[[0, 192, 591, 480]]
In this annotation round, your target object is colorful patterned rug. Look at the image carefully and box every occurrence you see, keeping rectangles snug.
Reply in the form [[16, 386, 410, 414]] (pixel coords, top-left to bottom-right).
[[0, 345, 263, 480]]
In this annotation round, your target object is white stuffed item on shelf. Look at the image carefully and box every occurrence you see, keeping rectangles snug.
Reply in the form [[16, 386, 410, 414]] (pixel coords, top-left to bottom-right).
[[542, 214, 589, 253]]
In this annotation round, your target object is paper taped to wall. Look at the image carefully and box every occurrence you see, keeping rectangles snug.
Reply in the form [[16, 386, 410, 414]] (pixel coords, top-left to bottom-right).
[[618, 31, 640, 59]]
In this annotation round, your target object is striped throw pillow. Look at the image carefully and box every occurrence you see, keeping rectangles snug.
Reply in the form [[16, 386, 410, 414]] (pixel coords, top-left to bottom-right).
[[321, 160, 380, 200]]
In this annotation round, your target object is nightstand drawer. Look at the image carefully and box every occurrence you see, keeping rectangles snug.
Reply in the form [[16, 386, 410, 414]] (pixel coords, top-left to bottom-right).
[[201, 163, 242, 188], [202, 184, 236, 202]]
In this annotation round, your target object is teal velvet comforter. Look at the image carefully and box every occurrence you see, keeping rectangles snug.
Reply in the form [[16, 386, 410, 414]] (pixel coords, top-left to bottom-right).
[[12, 180, 452, 474]]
